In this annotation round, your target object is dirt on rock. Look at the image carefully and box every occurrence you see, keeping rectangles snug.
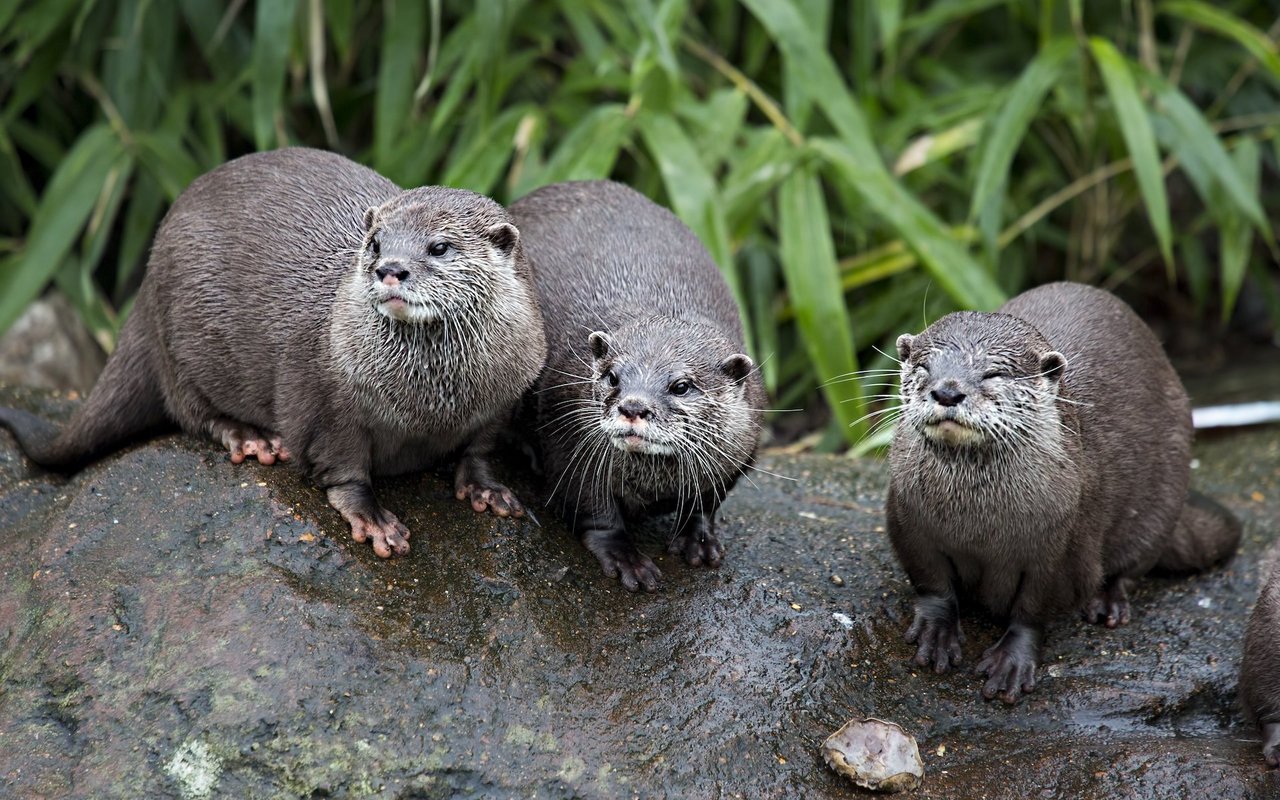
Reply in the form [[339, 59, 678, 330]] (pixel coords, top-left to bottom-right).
[[0, 385, 1277, 799]]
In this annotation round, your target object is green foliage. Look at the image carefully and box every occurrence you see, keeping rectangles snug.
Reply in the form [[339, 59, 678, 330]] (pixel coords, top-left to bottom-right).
[[0, 0, 1277, 447]]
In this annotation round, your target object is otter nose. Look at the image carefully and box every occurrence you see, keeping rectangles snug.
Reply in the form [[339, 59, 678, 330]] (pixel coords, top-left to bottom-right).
[[375, 263, 410, 285], [931, 385, 966, 407], [617, 398, 652, 423]]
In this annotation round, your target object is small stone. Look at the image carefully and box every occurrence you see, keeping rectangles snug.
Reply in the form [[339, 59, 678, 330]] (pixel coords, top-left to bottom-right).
[[831, 574, 845, 586]]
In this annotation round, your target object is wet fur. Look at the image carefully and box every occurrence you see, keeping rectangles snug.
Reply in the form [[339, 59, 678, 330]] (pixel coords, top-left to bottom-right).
[[511, 180, 765, 591], [0, 147, 546, 553], [887, 282, 1240, 702], [1242, 561, 1280, 767]]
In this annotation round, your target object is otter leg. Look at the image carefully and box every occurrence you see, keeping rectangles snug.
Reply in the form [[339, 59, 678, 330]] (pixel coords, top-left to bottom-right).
[[454, 422, 525, 519], [1263, 721, 1280, 768], [975, 621, 1042, 704], [576, 501, 661, 592], [905, 594, 965, 673], [327, 482, 410, 558], [209, 418, 291, 466], [1083, 576, 1132, 628], [667, 496, 724, 568]]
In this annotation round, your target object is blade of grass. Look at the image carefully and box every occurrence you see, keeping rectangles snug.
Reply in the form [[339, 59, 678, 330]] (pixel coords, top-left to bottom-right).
[[1220, 137, 1260, 321], [1159, 1, 1280, 81], [373, 0, 427, 171], [1089, 37, 1173, 276], [636, 111, 749, 341], [0, 125, 126, 335], [742, 0, 1006, 310], [251, 0, 298, 150], [778, 167, 865, 443]]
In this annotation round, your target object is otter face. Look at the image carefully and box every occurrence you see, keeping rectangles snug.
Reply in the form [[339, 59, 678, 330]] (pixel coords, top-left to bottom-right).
[[895, 312, 1065, 450], [586, 328, 757, 464], [358, 189, 522, 325]]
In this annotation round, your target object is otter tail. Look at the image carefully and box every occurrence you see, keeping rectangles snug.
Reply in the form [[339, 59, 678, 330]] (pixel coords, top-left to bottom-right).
[[0, 318, 167, 471], [1155, 490, 1243, 573]]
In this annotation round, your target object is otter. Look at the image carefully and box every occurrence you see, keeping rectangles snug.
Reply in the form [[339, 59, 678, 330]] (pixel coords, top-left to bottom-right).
[[1242, 560, 1280, 767], [510, 180, 765, 592], [0, 147, 546, 557], [886, 281, 1240, 703]]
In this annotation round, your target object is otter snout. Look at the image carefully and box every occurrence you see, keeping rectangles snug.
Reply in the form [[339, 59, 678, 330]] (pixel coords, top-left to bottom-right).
[[617, 396, 653, 423], [930, 383, 966, 407], [375, 261, 410, 286]]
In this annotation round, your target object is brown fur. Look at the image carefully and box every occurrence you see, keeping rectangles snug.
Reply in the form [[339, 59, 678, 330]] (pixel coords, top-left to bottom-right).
[[887, 282, 1239, 703], [1242, 560, 1280, 767], [511, 180, 765, 592], [0, 147, 546, 556]]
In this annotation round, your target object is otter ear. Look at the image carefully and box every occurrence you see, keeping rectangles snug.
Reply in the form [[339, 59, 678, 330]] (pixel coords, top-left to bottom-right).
[[896, 333, 914, 361], [587, 331, 611, 360], [487, 223, 519, 257], [719, 353, 754, 385], [1039, 351, 1066, 382], [363, 206, 379, 232]]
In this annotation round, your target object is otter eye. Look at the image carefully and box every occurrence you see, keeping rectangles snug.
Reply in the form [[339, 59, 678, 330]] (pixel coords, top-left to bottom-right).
[[428, 241, 450, 257], [669, 379, 692, 396], [370, 236, 381, 257], [603, 369, 619, 388], [983, 370, 1008, 380]]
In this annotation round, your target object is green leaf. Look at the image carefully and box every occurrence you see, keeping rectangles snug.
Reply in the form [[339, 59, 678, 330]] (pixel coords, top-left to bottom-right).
[[523, 104, 631, 191], [1220, 138, 1260, 322], [373, 0, 427, 170], [0, 125, 126, 335], [969, 38, 1074, 224], [1159, 0, 1280, 81], [251, 0, 299, 150], [440, 105, 530, 195], [778, 167, 865, 443], [636, 111, 749, 341], [1146, 75, 1271, 246], [742, 0, 1006, 310], [1088, 37, 1173, 275]]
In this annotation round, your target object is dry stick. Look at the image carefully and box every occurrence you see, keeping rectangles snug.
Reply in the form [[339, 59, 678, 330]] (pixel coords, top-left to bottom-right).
[[308, 0, 339, 148]]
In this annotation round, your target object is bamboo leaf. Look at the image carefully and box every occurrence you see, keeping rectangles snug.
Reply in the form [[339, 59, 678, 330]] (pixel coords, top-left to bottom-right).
[[969, 38, 1074, 222], [743, 0, 1006, 310], [636, 111, 749, 341], [0, 125, 125, 335], [440, 105, 530, 195], [251, 0, 298, 150], [778, 167, 865, 442], [1221, 138, 1260, 321], [523, 104, 631, 191], [374, 0, 427, 170], [1089, 37, 1173, 275], [1159, 0, 1280, 80]]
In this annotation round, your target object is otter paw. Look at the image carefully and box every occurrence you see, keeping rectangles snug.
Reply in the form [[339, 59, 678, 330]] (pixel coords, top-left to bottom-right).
[[1084, 580, 1131, 628], [975, 639, 1037, 704], [667, 530, 724, 568], [1263, 722, 1280, 768], [348, 511, 411, 558], [905, 612, 964, 674], [593, 546, 662, 593], [455, 482, 525, 519], [215, 422, 291, 466]]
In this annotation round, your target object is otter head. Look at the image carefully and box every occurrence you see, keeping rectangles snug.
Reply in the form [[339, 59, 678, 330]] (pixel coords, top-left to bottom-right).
[[585, 321, 759, 464], [895, 311, 1066, 450], [358, 187, 523, 324]]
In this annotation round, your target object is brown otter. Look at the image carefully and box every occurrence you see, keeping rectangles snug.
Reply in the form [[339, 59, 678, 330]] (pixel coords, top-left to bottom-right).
[[510, 180, 765, 592], [886, 281, 1240, 703], [1242, 560, 1280, 767], [0, 147, 546, 557]]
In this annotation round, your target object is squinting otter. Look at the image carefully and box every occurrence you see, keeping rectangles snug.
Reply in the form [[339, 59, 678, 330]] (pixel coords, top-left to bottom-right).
[[886, 281, 1239, 703]]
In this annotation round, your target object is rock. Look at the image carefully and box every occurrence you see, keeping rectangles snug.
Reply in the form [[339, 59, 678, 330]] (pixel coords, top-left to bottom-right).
[[0, 293, 106, 393], [823, 717, 922, 792], [0, 386, 1277, 798]]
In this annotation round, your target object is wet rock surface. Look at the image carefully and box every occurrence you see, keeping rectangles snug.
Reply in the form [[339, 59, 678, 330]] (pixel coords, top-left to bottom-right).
[[1, 384, 1278, 799]]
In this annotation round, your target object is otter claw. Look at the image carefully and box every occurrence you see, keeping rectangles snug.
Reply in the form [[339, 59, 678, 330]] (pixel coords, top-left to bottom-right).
[[1084, 579, 1131, 628], [215, 421, 289, 466], [348, 512, 411, 558], [455, 483, 525, 519], [667, 531, 724, 568]]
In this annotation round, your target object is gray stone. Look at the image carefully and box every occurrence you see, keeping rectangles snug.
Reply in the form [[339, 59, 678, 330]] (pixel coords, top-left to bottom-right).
[[0, 385, 1276, 798], [0, 293, 107, 394]]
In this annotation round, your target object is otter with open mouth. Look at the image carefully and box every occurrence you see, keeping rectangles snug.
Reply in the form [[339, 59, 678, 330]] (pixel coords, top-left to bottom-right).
[[885, 281, 1240, 703]]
